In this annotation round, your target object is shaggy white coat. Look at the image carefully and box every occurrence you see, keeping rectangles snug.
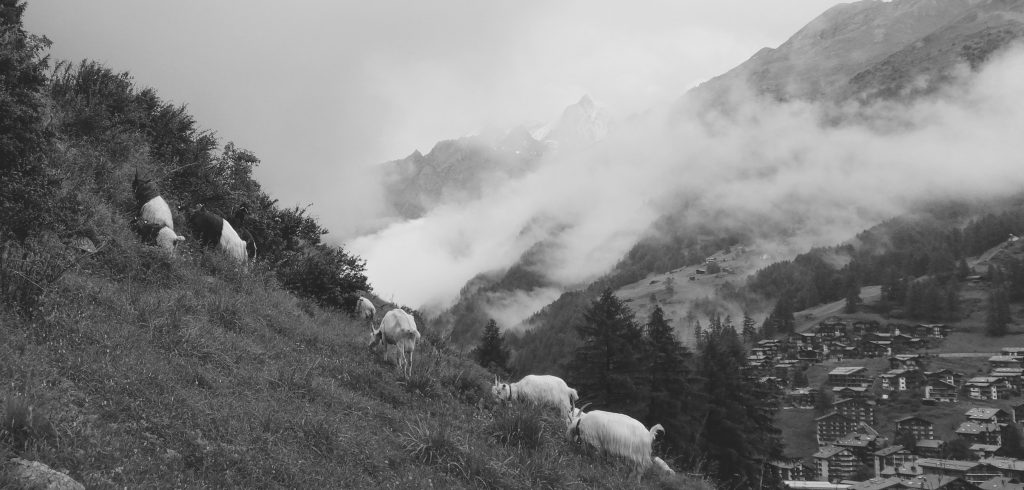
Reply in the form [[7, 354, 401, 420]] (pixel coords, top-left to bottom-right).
[[566, 410, 665, 481], [356, 297, 376, 324], [155, 226, 185, 253], [492, 375, 579, 417], [370, 309, 420, 376], [141, 196, 174, 231]]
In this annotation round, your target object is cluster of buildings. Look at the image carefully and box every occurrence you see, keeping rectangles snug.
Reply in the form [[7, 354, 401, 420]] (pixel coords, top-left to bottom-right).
[[757, 317, 1024, 489]]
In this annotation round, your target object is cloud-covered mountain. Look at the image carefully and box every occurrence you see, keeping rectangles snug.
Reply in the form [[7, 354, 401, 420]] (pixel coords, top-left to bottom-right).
[[353, 0, 1024, 345]]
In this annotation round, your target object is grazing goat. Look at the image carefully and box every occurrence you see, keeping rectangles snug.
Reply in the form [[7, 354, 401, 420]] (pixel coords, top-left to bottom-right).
[[370, 308, 420, 376], [186, 204, 248, 263], [566, 409, 666, 482], [355, 296, 376, 326], [132, 171, 174, 230], [492, 375, 579, 417], [137, 219, 185, 253]]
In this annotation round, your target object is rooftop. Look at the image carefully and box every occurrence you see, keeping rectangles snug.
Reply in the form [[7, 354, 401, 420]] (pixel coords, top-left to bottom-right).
[[966, 407, 1007, 419], [830, 367, 867, 376], [915, 458, 980, 472]]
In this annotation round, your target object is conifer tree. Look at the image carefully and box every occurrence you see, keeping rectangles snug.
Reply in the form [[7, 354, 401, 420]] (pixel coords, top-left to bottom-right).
[[741, 313, 758, 343], [476, 319, 508, 373], [694, 325, 783, 488], [844, 278, 861, 314], [644, 306, 699, 457], [567, 289, 647, 414]]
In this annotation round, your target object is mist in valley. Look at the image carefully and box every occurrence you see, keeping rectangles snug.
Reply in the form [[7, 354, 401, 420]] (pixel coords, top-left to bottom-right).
[[351, 43, 1024, 330]]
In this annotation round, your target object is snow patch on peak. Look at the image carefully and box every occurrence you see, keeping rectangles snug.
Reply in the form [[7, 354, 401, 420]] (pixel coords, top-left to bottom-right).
[[530, 95, 611, 148]]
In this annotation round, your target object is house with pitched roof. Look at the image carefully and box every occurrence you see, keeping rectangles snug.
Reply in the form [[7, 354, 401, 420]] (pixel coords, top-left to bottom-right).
[[896, 416, 935, 441], [817, 412, 859, 445], [956, 421, 1002, 446], [966, 377, 1009, 400], [966, 408, 1012, 426], [874, 445, 916, 478], [814, 445, 860, 482]]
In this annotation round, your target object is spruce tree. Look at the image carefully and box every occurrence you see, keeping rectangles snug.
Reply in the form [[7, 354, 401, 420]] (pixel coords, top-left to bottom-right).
[[741, 313, 758, 343], [567, 289, 647, 415], [694, 325, 783, 487], [476, 319, 508, 372], [644, 306, 699, 458]]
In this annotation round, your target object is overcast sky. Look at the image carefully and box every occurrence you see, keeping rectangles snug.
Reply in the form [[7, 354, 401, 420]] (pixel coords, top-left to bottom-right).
[[24, 1, 834, 239]]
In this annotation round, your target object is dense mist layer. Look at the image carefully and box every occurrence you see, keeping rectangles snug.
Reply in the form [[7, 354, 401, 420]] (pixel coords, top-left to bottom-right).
[[351, 45, 1024, 321]]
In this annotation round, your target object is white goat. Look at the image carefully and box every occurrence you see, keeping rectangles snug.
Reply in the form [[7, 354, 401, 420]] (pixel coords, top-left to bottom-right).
[[369, 308, 420, 376], [492, 374, 579, 417], [355, 296, 376, 326], [565, 408, 666, 482]]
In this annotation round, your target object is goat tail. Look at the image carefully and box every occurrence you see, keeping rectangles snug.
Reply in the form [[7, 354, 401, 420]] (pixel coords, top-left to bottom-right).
[[649, 423, 665, 439], [568, 388, 579, 405]]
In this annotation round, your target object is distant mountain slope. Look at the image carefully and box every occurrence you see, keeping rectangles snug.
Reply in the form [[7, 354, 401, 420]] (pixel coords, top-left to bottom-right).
[[378, 95, 610, 220], [691, 0, 1024, 103], [379, 127, 545, 219]]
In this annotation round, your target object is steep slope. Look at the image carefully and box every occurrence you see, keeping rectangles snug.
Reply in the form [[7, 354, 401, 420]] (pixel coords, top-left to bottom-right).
[[690, 0, 1024, 104]]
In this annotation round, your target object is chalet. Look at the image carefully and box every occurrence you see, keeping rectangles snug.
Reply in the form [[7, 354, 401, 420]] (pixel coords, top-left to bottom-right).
[[890, 354, 924, 371], [970, 444, 1001, 459], [757, 339, 781, 355], [917, 323, 951, 338], [814, 445, 860, 482], [989, 368, 1024, 392], [832, 344, 861, 360], [817, 412, 859, 445], [833, 386, 872, 399], [966, 377, 1009, 400], [865, 332, 893, 343], [834, 398, 877, 425], [990, 356, 1024, 370], [873, 445, 916, 478], [916, 439, 946, 458], [915, 458, 1002, 485], [836, 432, 881, 463], [979, 456, 1024, 481], [1001, 347, 1024, 359], [853, 320, 880, 334], [879, 369, 924, 392], [799, 349, 824, 363], [768, 459, 812, 482], [966, 408, 1012, 426], [926, 369, 964, 387], [925, 380, 960, 403], [896, 416, 935, 441], [793, 332, 818, 347], [747, 356, 772, 369], [817, 322, 844, 340], [863, 341, 892, 358], [956, 421, 1002, 446], [830, 367, 872, 388], [785, 388, 818, 409]]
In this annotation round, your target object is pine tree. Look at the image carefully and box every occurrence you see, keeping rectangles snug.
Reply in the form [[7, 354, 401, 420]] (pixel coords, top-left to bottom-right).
[[741, 313, 758, 343], [987, 286, 1011, 337], [476, 319, 508, 373], [567, 289, 647, 415], [644, 306, 699, 457], [694, 325, 783, 488]]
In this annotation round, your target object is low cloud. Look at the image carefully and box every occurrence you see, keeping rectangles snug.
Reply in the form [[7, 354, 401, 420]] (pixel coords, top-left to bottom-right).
[[351, 45, 1024, 313]]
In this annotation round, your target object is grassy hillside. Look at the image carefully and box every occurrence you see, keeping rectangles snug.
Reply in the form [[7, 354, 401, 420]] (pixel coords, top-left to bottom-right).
[[0, 244, 708, 488], [0, 3, 709, 487]]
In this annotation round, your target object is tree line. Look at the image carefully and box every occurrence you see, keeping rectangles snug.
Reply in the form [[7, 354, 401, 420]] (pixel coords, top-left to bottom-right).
[[476, 289, 783, 489]]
